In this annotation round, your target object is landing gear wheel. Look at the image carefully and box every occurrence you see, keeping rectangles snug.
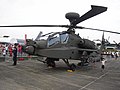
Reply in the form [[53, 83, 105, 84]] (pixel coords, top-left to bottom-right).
[[70, 63, 76, 71], [77, 62, 81, 66], [50, 61, 56, 68], [78, 61, 89, 66], [46, 58, 56, 68]]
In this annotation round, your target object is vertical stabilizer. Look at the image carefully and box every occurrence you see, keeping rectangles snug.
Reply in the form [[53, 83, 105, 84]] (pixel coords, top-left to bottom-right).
[[100, 32, 105, 53]]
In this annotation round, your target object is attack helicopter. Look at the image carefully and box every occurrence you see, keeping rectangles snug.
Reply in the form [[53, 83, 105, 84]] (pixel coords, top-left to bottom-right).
[[1, 5, 120, 70]]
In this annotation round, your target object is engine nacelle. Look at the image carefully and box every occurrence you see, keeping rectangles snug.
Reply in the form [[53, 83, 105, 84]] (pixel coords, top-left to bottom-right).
[[79, 39, 96, 49]]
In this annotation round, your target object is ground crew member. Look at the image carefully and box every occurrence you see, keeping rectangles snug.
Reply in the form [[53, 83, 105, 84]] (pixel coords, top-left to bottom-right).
[[12, 44, 17, 66]]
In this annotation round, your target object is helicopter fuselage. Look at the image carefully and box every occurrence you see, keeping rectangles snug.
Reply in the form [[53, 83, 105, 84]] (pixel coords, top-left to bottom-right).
[[24, 31, 98, 60]]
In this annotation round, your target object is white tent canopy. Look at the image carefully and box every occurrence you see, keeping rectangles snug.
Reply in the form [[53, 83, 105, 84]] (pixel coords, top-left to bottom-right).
[[0, 37, 25, 45], [0, 37, 11, 44], [10, 38, 25, 45]]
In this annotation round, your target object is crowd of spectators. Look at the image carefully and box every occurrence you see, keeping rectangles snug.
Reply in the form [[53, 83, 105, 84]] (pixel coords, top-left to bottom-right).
[[0, 43, 26, 57]]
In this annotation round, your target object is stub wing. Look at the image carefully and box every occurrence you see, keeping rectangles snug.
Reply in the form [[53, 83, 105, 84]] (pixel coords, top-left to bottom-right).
[[78, 48, 98, 52]]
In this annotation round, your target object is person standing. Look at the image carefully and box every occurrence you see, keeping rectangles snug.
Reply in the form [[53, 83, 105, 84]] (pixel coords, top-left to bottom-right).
[[8, 45, 13, 57], [2, 47, 6, 56], [115, 52, 118, 60], [18, 44, 22, 56], [2, 46, 6, 61], [12, 44, 17, 66], [101, 57, 107, 70]]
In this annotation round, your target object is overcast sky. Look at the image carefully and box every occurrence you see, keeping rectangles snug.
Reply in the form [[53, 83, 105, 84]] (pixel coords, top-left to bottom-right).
[[0, 0, 120, 43]]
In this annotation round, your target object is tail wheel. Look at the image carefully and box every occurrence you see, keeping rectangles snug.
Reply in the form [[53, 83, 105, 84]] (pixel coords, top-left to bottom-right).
[[70, 63, 76, 71]]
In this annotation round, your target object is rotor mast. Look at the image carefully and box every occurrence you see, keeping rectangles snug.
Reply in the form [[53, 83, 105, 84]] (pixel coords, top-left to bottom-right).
[[65, 12, 80, 33]]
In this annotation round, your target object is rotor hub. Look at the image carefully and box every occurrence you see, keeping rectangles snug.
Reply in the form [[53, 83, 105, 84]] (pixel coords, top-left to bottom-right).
[[65, 12, 80, 25]]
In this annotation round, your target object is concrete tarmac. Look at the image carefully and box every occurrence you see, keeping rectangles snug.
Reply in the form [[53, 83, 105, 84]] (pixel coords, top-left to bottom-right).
[[0, 57, 120, 90]]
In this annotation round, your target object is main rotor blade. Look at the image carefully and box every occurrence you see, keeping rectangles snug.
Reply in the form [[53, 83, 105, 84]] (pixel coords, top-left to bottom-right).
[[75, 26, 120, 34], [0, 25, 70, 28], [72, 5, 107, 26]]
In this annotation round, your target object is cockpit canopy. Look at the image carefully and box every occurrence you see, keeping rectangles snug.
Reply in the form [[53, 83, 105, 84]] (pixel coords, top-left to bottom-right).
[[47, 32, 69, 47]]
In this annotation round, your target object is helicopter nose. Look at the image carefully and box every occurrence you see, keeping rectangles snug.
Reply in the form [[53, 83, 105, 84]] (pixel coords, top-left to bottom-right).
[[26, 46, 35, 55], [22, 45, 35, 55]]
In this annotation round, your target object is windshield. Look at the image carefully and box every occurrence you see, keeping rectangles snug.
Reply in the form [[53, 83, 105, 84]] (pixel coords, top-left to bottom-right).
[[48, 33, 60, 46], [47, 33, 69, 47], [60, 33, 69, 44]]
